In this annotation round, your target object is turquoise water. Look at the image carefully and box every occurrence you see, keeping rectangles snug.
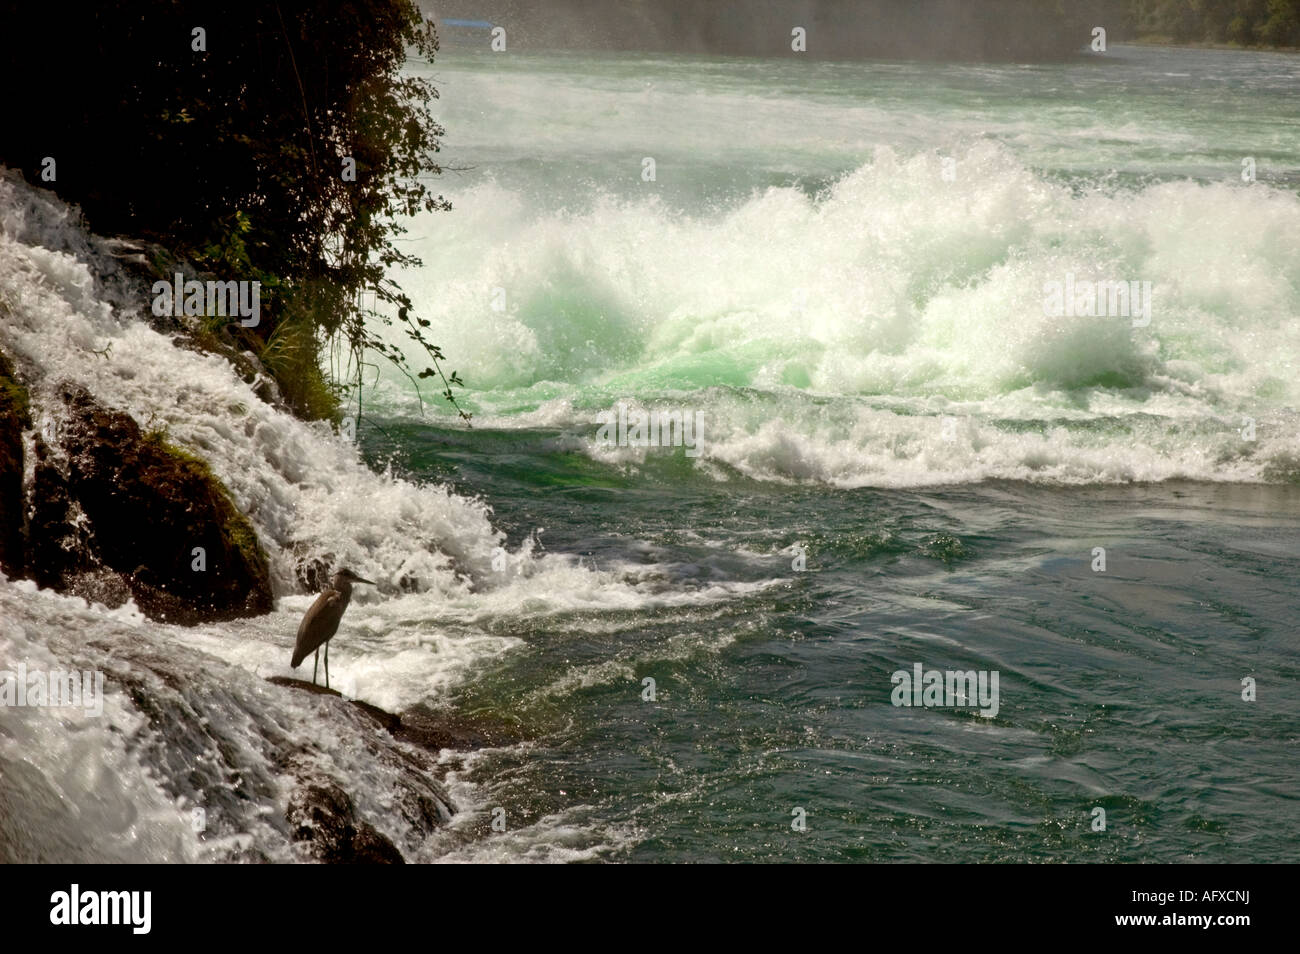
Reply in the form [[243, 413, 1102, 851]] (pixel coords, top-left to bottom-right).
[[366, 421, 1300, 861], [358, 45, 1300, 861]]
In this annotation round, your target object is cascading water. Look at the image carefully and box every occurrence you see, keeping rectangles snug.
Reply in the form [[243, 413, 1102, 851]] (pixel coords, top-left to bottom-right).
[[4, 40, 1299, 865], [0, 169, 662, 861]]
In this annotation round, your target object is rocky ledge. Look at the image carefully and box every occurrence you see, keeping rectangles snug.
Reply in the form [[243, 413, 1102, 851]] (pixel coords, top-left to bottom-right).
[[0, 352, 273, 623]]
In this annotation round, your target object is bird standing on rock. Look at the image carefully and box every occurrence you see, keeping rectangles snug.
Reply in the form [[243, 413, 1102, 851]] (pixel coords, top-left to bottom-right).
[[291, 568, 375, 688]]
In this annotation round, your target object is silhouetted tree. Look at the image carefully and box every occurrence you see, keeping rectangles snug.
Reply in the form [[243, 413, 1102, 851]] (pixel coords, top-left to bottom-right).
[[0, 1, 466, 422]]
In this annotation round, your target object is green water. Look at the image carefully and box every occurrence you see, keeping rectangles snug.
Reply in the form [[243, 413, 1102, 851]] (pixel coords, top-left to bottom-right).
[[362, 44, 1300, 862]]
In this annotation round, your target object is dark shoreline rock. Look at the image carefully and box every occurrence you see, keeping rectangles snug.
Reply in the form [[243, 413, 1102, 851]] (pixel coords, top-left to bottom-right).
[[27, 383, 274, 623], [287, 782, 406, 864], [267, 676, 521, 753], [396, 702, 523, 753], [267, 676, 464, 863], [0, 348, 30, 578]]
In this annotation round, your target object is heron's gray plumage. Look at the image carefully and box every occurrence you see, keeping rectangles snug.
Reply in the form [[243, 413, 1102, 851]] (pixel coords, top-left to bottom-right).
[[290, 569, 375, 683]]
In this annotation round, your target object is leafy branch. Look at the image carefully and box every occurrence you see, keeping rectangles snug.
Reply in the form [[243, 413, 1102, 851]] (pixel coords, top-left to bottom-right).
[[341, 277, 472, 426]]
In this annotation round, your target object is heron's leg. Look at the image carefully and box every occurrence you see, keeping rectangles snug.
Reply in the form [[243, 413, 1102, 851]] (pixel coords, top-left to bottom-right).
[[324, 641, 330, 690], [312, 648, 319, 685]]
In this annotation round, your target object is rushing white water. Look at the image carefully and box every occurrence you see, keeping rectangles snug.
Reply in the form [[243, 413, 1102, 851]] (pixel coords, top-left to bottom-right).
[[376, 49, 1300, 488], [0, 173, 512, 595], [0, 169, 495, 859], [0, 169, 770, 861], [4, 41, 1299, 863]]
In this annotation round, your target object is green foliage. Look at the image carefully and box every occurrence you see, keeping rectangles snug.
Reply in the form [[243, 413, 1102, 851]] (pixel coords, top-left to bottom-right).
[[1262, 0, 1300, 44], [1129, 0, 1300, 44], [0, 0, 469, 424]]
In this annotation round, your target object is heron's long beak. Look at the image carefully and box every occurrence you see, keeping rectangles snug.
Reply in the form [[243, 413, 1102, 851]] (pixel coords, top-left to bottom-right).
[[354, 576, 376, 585]]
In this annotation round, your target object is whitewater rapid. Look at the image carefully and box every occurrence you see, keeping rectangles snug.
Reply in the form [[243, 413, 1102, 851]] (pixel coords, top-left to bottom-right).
[[4, 41, 1299, 863], [0, 169, 764, 861], [374, 48, 1300, 488], [378, 142, 1300, 486]]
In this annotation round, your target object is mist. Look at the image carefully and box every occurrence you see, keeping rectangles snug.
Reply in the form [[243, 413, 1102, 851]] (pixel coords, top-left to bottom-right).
[[423, 0, 1121, 61]]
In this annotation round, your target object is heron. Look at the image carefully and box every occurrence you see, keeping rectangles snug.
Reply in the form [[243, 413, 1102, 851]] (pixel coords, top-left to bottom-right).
[[291, 568, 375, 688]]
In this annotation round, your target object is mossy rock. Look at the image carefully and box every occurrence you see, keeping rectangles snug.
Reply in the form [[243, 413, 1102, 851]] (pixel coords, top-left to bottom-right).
[[56, 384, 273, 623], [0, 349, 30, 576]]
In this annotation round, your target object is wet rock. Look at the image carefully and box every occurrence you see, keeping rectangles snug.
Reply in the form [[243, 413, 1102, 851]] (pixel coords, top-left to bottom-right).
[[287, 782, 405, 864], [266, 678, 521, 754], [266, 677, 465, 846], [28, 434, 92, 591], [267, 676, 347, 697], [0, 348, 29, 577], [270, 682, 459, 860], [50, 383, 273, 622], [396, 702, 523, 753], [289, 545, 336, 592], [64, 567, 135, 609]]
